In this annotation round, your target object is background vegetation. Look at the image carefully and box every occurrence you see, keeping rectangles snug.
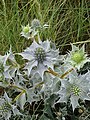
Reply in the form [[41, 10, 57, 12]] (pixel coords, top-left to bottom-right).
[[0, 1, 90, 119], [0, 0, 90, 54]]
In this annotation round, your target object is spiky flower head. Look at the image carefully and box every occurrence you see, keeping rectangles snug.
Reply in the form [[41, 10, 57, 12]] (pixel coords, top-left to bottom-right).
[[21, 24, 38, 40], [20, 24, 31, 39], [31, 19, 41, 29], [65, 44, 90, 70], [19, 40, 59, 79], [23, 25, 30, 33], [57, 71, 90, 111]]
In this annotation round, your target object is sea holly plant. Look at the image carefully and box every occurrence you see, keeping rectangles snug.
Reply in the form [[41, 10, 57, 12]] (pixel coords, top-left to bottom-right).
[[20, 19, 49, 40], [0, 92, 21, 120], [0, 19, 90, 120], [65, 44, 90, 70], [56, 71, 90, 112], [18, 39, 59, 79]]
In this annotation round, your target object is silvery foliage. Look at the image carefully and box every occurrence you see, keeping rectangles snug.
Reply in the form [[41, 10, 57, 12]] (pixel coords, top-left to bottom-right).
[[0, 19, 90, 119], [0, 92, 21, 120], [4, 47, 21, 79], [19, 39, 59, 79], [56, 71, 90, 111]]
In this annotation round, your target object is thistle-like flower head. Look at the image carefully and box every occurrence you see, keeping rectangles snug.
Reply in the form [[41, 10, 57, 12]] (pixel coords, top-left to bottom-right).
[[57, 71, 90, 111], [19, 40, 59, 79], [23, 25, 30, 33], [65, 44, 90, 70], [34, 47, 46, 63], [21, 24, 31, 39], [31, 19, 41, 29], [21, 24, 38, 39]]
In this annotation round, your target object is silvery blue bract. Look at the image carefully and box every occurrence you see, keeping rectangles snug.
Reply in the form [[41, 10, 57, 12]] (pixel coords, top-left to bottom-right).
[[3, 47, 20, 79], [25, 72, 60, 103], [57, 71, 90, 111], [19, 40, 59, 79]]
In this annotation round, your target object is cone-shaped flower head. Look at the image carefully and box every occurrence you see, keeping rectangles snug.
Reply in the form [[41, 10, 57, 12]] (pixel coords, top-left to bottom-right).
[[65, 44, 90, 70], [20, 24, 32, 39], [34, 47, 46, 63], [19, 40, 59, 79], [31, 19, 41, 29], [57, 71, 90, 111], [21, 24, 38, 39], [23, 26, 30, 33], [21, 24, 37, 40], [71, 52, 84, 64]]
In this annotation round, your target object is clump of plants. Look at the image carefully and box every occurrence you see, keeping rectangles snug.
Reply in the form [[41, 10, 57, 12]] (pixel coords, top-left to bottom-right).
[[0, 19, 90, 120]]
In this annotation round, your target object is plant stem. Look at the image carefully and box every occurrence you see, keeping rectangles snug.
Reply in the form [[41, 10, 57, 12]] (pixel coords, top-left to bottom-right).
[[10, 84, 25, 91], [13, 90, 25, 102], [9, 84, 26, 102], [48, 68, 74, 79], [60, 68, 74, 79]]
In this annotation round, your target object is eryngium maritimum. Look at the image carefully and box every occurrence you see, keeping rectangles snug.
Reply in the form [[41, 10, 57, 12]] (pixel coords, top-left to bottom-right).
[[20, 24, 31, 39], [65, 44, 90, 70], [57, 72, 90, 111], [19, 40, 59, 79], [21, 24, 38, 40], [31, 19, 41, 29]]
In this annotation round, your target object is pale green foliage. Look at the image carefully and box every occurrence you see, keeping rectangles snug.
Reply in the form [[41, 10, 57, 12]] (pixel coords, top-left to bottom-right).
[[20, 24, 37, 39], [65, 44, 90, 70]]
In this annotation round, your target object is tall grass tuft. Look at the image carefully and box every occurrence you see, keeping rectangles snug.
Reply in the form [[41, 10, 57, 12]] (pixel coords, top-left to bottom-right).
[[0, 0, 90, 55]]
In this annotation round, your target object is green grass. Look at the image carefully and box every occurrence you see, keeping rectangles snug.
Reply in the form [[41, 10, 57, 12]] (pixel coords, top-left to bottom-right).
[[0, 0, 90, 55]]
